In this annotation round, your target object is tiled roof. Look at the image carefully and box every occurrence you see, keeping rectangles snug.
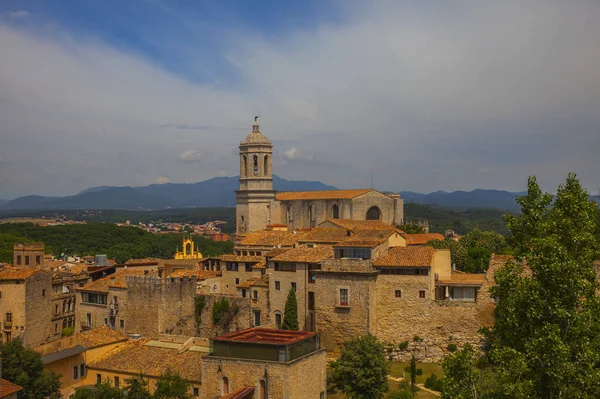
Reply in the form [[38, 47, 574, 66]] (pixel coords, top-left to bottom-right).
[[320, 218, 399, 231], [252, 273, 269, 287], [297, 228, 351, 243], [334, 230, 394, 248], [125, 258, 160, 265], [220, 387, 255, 399], [219, 254, 263, 263], [36, 326, 127, 357], [373, 246, 435, 267], [238, 230, 301, 247], [276, 189, 373, 201], [78, 269, 158, 292], [270, 245, 333, 263], [0, 268, 45, 280], [88, 340, 203, 382], [251, 262, 266, 270], [237, 278, 259, 289], [0, 379, 22, 398], [168, 269, 220, 279], [264, 248, 291, 258], [214, 327, 317, 345], [437, 271, 486, 286], [403, 233, 445, 245]]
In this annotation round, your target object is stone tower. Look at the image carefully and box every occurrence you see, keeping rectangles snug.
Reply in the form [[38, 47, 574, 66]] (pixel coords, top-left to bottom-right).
[[235, 118, 276, 235]]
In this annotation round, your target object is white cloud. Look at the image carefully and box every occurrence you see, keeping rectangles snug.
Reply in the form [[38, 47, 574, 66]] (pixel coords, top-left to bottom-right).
[[8, 10, 29, 18], [217, 169, 229, 177], [154, 176, 171, 184], [0, 1, 599, 198]]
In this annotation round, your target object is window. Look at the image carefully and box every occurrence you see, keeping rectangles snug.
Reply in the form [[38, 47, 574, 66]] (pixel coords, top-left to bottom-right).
[[264, 155, 269, 176], [114, 376, 119, 388], [73, 366, 78, 380], [63, 319, 67, 329], [221, 376, 229, 395], [253, 310, 261, 326], [275, 263, 296, 272], [395, 290, 402, 298], [120, 319, 124, 328], [42, 289, 46, 297], [226, 263, 238, 271], [16, 255, 21, 265], [241, 155, 247, 177], [419, 290, 426, 299], [86, 313, 92, 327], [104, 318, 108, 325], [193, 387, 199, 397], [4, 332, 11, 342], [235, 278, 240, 285], [6, 313, 12, 322], [366, 206, 381, 220], [253, 290, 258, 299], [54, 324, 58, 335], [275, 281, 280, 290], [275, 312, 282, 329], [25, 256, 30, 266], [309, 205, 315, 227], [332, 204, 340, 219], [80, 363, 85, 377], [81, 292, 107, 305], [321, 392, 325, 399], [55, 304, 59, 315], [339, 288, 349, 307], [291, 282, 297, 291], [334, 247, 371, 259], [253, 155, 258, 176], [241, 289, 247, 298], [36, 255, 41, 265], [96, 374, 102, 385]]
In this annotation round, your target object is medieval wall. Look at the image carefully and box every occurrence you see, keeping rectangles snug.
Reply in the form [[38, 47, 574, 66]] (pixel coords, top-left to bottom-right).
[[349, 191, 397, 225], [196, 294, 251, 338], [24, 272, 53, 346]]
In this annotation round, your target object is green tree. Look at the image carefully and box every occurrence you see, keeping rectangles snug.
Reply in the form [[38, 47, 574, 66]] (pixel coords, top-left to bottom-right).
[[396, 223, 425, 234], [281, 287, 299, 330], [153, 369, 192, 399], [425, 238, 467, 269], [441, 344, 479, 399], [486, 174, 600, 398], [0, 337, 61, 399], [123, 375, 152, 399], [329, 335, 389, 399], [464, 247, 492, 273], [74, 380, 126, 399]]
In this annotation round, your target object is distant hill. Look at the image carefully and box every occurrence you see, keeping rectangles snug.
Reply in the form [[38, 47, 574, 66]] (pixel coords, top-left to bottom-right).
[[400, 189, 525, 211], [0, 199, 8, 206], [1, 175, 337, 210]]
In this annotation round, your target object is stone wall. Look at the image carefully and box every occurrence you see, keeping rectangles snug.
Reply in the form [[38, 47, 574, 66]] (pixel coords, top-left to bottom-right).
[[201, 349, 327, 399], [196, 294, 251, 338], [24, 272, 53, 346], [267, 263, 310, 331], [0, 280, 27, 343], [350, 191, 398, 226]]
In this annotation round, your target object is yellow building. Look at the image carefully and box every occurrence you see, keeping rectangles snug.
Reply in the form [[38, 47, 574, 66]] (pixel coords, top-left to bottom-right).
[[174, 236, 203, 260]]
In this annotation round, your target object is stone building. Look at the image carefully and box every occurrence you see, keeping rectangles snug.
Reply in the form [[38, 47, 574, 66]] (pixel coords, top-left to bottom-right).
[[235, 119, 404, 235], [201, 327, 327, 399], [13, 242, 45, 268], [0, 268, 53, 347]]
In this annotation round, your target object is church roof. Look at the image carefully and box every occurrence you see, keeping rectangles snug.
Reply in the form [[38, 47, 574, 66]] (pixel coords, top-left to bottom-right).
[[241, 122, 272, 145], [276, 189, 373, 201], [321, 218, 400, 232]]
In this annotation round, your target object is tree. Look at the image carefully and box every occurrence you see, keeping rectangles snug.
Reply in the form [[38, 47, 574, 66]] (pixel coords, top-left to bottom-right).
[[0, 337, 61, 399], [153, 369, 192, 399], [281, 287, 299, 330], [396, 223, 425, 234], [72, 381, 125, 399], [123, 375, 152, 399], [464, 247, 492, 273], [425, 238, 468, 269], [329, 335, 389, 399], [485, 174, 600, 397], [441, 344, 480, 399]]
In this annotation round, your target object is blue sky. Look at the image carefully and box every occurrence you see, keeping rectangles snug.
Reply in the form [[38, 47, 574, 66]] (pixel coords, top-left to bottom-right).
[[0, 1, 599, 198]]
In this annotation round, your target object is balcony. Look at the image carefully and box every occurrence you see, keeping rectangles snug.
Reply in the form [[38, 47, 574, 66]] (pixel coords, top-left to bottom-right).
[[3, 321, 12, 329]]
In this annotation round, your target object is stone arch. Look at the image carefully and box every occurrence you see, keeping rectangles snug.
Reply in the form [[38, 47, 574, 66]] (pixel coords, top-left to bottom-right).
[[253, 155, 259, 176], [258, 379, 267, 399], [366, 206, 381, 220], [221, 376, 230, 395], [332, 203, 340, 219], [264, 154, 269, 176], [241, 155, 247, 177]]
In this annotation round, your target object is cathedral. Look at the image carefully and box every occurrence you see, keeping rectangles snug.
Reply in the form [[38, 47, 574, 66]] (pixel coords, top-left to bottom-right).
[[235, 118, 404, 235]]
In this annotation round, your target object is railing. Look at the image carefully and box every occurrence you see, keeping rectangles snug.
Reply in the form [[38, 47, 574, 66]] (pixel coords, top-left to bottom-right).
[[3, 321, 12, 329]]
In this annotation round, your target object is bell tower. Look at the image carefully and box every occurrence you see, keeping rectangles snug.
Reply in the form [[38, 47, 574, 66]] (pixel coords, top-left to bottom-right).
[[235, 117, 276, 235]]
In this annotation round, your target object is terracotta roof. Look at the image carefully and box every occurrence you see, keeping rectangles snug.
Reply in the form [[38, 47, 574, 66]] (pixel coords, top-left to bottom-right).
[[251, 262, 266, 270], [168, 269, 220, 279], [270, 245, 333, 263], [124, 258, 160, 265], [88, 339, 203, 382], [297, 228, 351, 243], [0, 268, 45, 280], [35, 326, 127, 357], [237, 278, 259, 289], [78, 269, 158, 292], [44, 260, 72, 269], [0, 379, 22, 398], [320, 218, 399, 231], [373, 246, 435, 267], [214, 327, 317, 345], [220, 387, 255, 399], [238, 230, 301, 247], [334, 230, 395, 248], [251, 273, 269, 288], [403, 233, 445, 245], [276, 189, 373, 201], [437, 271, 486, 287], [264, 248, 292, 258], [219, 254, 263, 263]]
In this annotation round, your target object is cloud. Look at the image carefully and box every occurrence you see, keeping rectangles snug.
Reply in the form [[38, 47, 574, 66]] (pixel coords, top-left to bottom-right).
[[217, 169, 229, 177], [154, 176, 171, 184], [0, 1, 599, 198], [8, 11, 29, 18]]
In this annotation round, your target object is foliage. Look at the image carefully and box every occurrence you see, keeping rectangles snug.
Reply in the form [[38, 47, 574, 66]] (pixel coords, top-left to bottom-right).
[[388, 381, 418, 399], [329, 335, 389, 399], [153, 369, 193, 399], [61, 326, 75, 337], [446, 343, 457, 353], [0, 337, 61, 399], [282, 287, 299, 330], [194, 296, 206, 318], [424, 373, 444, 392], [398, 341, 409, 351], [441, 343, 480, 399], [123, 375, 153, 399], [464, 247, 491, 273], [396, 223, 425, 234], [212, 298, 238, 328], [0, 223, 232, 263], [407, 355, 418, 393], [425, 239, 468, 270]]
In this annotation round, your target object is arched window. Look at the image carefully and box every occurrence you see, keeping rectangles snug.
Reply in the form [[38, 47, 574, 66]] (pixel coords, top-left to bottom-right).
[[366, 206, 381, 220], [185, 242, 192, 256], [332, 204, 340, 219], [241, 155, 247, 177], [286, 205, 292, 226], [309, 204, 315, 227], [264, 155, 269, 176], [259, 380, 267, 399], [62, 300, 67, 313], [221, 376, 229, 395], [253, 155, 259, 176]]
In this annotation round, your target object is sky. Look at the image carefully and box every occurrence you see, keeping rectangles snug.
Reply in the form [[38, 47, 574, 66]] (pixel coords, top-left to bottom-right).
[[0, 0, 599, 199]]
